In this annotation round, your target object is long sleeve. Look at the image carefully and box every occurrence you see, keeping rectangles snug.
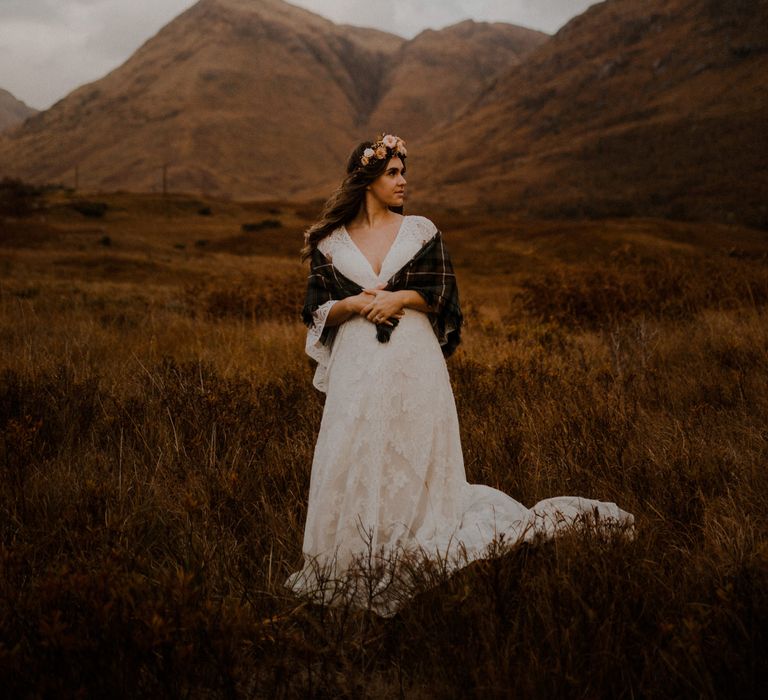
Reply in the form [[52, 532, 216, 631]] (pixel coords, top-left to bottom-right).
[[305, 299, 340, 392]]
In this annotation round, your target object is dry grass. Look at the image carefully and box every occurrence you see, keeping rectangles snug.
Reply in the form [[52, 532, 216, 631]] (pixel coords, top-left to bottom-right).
[[1, 187, 767, 698]]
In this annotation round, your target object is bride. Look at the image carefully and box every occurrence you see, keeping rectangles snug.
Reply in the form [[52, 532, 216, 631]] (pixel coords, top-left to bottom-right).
[[284, 133, 634, 617]]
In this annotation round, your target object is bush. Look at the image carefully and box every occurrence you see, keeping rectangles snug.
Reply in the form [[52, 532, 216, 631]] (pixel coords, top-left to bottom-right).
[[71, 200, 108, 218], [241, 219, 282, 232], [180, 271, 305, 322], [0, 177, 45, 216], [517, 256, 768, 329]]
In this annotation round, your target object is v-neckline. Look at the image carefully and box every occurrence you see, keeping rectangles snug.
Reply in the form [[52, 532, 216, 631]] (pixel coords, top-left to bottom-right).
[[342, 215, 408, 278]]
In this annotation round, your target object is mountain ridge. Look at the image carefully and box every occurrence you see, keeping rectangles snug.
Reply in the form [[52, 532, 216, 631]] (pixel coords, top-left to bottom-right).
[[414, 0, 768, 229], [0, 88, 38, 134], [0, 0, 545, 198]]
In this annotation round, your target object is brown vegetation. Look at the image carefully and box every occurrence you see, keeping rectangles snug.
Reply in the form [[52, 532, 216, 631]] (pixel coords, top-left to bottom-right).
[[1, 189, 767, 697], [417, 0, 768, 231], [0, 87, 38, 133], [0, 0, 544, 201]]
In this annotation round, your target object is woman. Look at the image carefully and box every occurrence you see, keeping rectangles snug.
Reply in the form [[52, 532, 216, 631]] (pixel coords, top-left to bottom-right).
[[285, 134, 634, 617]]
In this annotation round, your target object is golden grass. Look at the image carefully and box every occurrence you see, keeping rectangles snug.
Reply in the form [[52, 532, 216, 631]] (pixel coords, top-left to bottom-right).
[[1, 187, 767, 697]]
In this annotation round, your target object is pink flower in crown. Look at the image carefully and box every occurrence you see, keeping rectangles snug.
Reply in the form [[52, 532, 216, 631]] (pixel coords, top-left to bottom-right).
[[397, 142, 407, 157], [363, 147, 375, 159], [361, 155, 370, 165], [382, 134, 398, 149], [375, 144, 387, 159]]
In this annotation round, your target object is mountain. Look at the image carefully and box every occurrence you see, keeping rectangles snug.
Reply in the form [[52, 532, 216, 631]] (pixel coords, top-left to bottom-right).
[[365, 20, 547, 139], [0, 89, 38, 133], [415, 0, 768, 230], [0, 0, 545, 199]]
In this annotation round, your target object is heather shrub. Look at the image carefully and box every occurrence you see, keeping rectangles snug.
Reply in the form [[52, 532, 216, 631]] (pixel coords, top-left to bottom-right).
[[517, 255, 768, 329], [2, 196, 767, 697]]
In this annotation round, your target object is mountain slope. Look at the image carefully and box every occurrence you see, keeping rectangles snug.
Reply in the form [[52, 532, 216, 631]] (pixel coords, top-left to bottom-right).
[[0, 0, 542, 200], [0, 88, 38, 134], [414, 0, 768, 229], [365, 20, 547, 137], [0, 0, 397, 197]]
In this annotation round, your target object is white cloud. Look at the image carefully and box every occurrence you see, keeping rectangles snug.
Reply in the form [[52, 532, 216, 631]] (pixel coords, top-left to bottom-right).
[[0, 0, 596, 110], [288, 0, 597, 37], [0, 0, 194, 109]]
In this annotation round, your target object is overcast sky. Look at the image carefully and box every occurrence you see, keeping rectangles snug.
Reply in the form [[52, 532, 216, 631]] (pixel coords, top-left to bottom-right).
[[0, 0, 597, 111]]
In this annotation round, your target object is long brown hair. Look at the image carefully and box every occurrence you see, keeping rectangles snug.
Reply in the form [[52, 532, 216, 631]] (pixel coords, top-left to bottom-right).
[[299, 140, 406, 262]]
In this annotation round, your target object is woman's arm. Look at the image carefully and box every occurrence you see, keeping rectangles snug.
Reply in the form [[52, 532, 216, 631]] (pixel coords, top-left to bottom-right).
[[325, 292, 395, 327], [394, 289, 432, 314], [359, 288, 432, 323]]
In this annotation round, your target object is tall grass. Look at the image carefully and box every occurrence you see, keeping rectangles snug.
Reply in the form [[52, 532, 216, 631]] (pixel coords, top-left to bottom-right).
[[1, 193, 767, 697]]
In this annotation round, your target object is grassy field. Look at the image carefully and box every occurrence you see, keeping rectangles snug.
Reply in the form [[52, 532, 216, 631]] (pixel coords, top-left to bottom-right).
[[1, 182, 767, 698]]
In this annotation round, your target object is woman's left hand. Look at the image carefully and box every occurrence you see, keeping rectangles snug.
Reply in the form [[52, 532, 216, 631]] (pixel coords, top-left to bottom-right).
[[360, 286, 405, 324]]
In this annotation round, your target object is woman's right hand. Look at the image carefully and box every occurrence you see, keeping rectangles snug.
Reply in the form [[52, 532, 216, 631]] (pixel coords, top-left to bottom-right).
[[347, 292, 404, 326], [328, 292, 393, 329]]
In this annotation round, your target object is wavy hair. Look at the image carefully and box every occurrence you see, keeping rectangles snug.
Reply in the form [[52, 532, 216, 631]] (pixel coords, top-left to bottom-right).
[[299, 141, 406, 262]]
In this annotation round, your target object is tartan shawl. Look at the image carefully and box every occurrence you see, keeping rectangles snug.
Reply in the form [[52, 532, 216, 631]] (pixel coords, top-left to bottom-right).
[[302, 228, 463, 358]]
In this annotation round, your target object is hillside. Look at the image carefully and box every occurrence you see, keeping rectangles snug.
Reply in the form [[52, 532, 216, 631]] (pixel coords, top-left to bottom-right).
[[0, 88, 38, 133], [0, 0, 544, 200], [415, 0, 768, 230], [364, 19, 548, 138]]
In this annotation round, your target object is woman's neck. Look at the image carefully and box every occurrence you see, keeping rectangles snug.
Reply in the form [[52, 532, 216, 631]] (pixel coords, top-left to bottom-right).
[[350, 200, 399, 231]]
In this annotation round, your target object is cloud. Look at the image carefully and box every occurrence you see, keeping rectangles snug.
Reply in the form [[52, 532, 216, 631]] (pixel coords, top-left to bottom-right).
[[288, 0, 597, 37], [0, 0, 193, 109], [0, 1, 596, 111]]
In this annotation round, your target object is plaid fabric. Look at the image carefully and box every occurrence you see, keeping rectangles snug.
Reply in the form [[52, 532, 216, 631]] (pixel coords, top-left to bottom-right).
[[302, 228, 463, 358]]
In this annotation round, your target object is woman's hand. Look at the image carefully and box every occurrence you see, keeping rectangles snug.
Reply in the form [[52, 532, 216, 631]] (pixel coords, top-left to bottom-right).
[[326, 291, 379, 328], [360, 286, 406, 325], [344, 290, 378, 315]]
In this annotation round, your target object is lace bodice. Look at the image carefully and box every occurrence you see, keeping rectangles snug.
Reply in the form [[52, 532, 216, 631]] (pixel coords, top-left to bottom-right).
[[318, 214, 437, 286]]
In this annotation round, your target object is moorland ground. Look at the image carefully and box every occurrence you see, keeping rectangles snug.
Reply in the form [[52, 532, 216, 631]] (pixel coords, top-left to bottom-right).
[[1, 185, 767, 698]]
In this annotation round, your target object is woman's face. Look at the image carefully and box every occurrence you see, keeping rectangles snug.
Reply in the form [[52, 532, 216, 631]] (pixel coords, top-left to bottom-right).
[[368, 156, 407, 208]]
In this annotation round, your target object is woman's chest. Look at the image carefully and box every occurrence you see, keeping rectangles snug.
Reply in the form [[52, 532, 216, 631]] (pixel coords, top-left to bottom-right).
[[346, 227, 401, 276], [320, 222, 423, 286]]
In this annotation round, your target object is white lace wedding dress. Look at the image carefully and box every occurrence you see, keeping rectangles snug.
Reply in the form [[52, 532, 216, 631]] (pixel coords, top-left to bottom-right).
[[285, 215, 634, 616]]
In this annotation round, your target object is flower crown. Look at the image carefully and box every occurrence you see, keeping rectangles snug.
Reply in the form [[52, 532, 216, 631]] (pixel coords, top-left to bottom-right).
[[360, 133, 407, 166]]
